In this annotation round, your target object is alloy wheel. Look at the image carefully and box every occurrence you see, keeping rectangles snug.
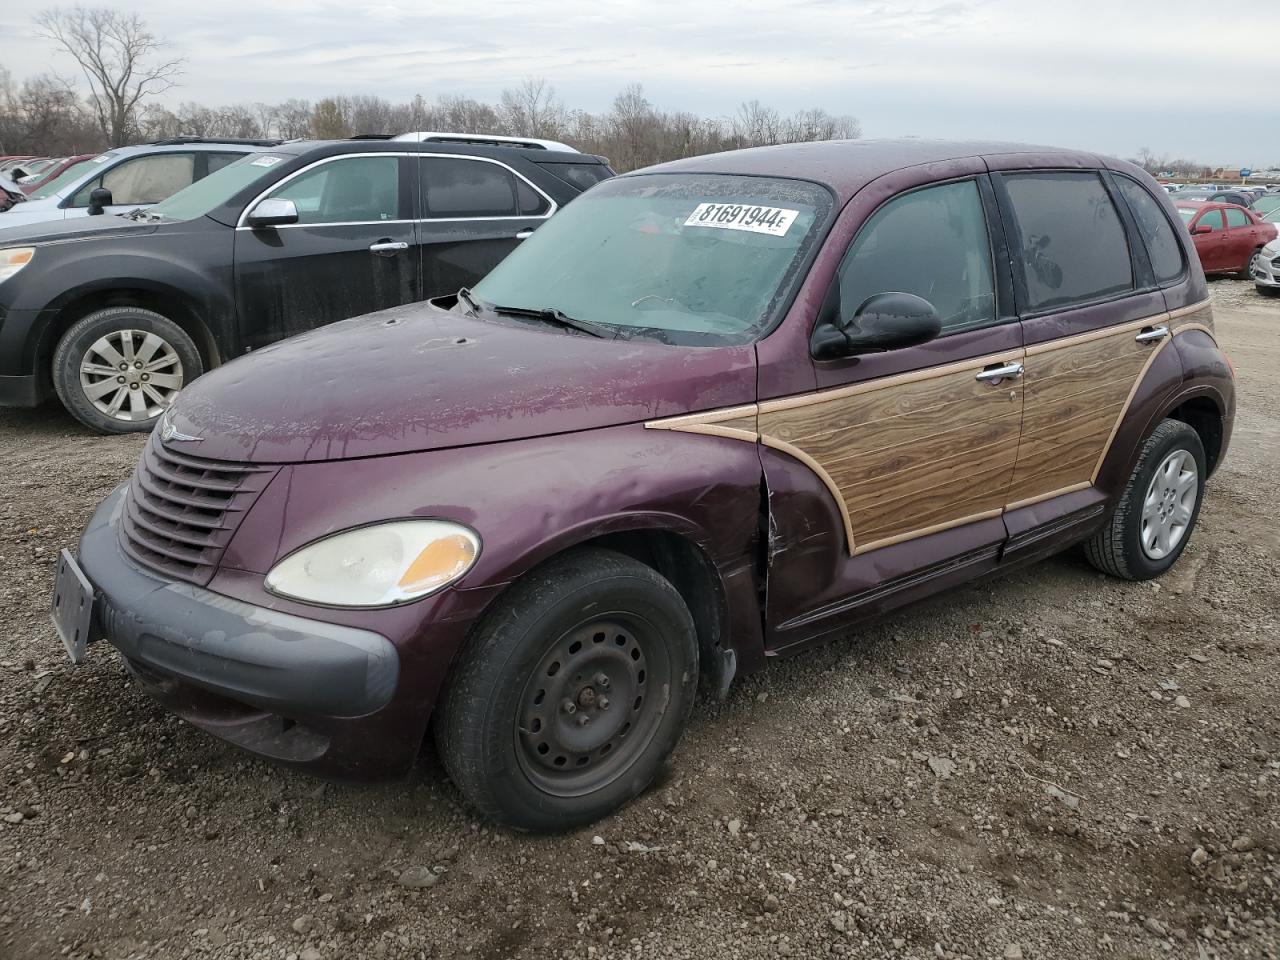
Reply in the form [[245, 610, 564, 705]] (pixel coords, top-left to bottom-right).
[[79, 329, 184, 423], [1140, 449, 1198, 560]]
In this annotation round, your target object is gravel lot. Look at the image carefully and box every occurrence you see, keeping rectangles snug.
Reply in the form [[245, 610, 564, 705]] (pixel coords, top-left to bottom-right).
[[1, 280, 1277, 960]]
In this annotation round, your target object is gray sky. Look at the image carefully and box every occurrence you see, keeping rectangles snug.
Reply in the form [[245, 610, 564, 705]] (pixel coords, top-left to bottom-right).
[[2, 0, 1276, 168]]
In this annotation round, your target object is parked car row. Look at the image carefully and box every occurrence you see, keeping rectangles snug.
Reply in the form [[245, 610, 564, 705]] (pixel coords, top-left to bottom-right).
[[0, 133, 614, 432], [47, 138, 1235, 829]]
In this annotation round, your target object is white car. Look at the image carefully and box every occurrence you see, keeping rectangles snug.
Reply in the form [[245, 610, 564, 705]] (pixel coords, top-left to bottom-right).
[[1252, 238, 1280, 295], [0, 139, 275, 231]]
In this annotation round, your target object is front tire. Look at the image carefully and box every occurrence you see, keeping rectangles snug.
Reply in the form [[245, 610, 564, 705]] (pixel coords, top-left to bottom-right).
[[52, 306, 202, 435], [1084, 419, 1206, 580], [435, 548, 699, 831]]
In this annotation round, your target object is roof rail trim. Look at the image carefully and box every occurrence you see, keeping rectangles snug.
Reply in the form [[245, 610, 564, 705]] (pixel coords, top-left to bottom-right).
[[393, 131, 580, 153]]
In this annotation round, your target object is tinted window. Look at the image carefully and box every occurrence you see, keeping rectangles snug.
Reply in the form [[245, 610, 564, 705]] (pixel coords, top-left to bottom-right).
[[1223, 207, 1250, 228], [207, 152, 245, 174], [268, 156, 399, 224], [1003, 172, 1133, 311], [1195, 210, 1224, 232], [535, 160, 612, 192], [515, 178, 550, 216], [421, 157, 523, 218], [836, 179, 996, 334], [73, 153, 196, 207], [1116, 177, 1184, 284]]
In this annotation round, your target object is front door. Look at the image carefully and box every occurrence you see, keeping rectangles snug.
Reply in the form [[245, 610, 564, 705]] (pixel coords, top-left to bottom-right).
[[233, 154, 420, 348], [414, 154, 554, 296], [759, 173, 1024, 649]]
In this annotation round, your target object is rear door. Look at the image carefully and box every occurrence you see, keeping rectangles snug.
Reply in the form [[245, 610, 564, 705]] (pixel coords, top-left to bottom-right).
[[990, 168, 1178, 550], [1221, 206, 1258, 271], [414, 155, 556, 297], [233, 153, 420, 347]]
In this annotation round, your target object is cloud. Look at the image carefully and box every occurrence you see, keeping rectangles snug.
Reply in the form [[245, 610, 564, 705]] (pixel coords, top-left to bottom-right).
[[2, 0, 1276, 164]]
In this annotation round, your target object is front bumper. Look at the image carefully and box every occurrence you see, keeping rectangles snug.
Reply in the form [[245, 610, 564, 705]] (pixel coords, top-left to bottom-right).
[[1251, 247, 1280, 288], [77, 486, 404, 772]]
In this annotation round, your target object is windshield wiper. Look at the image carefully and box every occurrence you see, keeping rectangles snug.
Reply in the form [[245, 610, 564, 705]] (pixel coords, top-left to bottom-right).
[[488, 303, 613, 339], [457, 287, 483, 317]]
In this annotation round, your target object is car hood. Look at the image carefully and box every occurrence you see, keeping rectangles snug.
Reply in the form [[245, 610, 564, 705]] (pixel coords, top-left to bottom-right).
[[0, 211, 158, 245], [166, 301, 757, 464]]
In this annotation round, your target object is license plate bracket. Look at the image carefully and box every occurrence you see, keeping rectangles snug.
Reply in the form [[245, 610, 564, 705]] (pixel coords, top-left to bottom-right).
[[52, 549, 95, 664]]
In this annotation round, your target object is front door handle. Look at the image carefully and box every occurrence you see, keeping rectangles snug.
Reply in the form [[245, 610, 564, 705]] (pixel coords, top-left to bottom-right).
[[1135, 324, 1169, 344], [369, 240, 408, 256], [975, 361, 1024, 384], [514, 229, 535, 240]]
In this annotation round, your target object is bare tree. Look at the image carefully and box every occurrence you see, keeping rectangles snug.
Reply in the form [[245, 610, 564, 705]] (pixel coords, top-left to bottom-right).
[[498, 78, 566, 138], [35, 6, 185, 147]]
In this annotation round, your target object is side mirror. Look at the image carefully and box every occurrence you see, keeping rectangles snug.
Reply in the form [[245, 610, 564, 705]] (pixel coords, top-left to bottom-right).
[[812, 292, 942, 360], [86, 187, 113, 216], [1191, 224, 1213, 235], [246, 198, 299, 228]]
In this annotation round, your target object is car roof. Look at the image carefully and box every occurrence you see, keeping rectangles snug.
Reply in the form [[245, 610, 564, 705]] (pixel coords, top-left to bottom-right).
[[634, 138, 1103, 201]]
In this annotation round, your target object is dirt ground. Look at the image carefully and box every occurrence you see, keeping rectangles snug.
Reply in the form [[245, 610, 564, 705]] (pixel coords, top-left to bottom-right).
[[1, 280, 1277, 960]]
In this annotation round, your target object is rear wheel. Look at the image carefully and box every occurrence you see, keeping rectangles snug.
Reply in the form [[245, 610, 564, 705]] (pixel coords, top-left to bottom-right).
[[1084, 419, 1206, 580], [52, 306, 202, 434], [435, 548, 698, 831], [1237, 246, 1264, 280]]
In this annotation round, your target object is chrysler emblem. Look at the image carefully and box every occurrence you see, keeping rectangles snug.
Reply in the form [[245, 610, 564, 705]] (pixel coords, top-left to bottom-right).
[[160, 413, 201, 443]]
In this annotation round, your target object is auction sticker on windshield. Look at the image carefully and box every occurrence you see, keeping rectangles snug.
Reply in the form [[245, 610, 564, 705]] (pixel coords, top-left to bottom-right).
[[684, 203, 798, 237]]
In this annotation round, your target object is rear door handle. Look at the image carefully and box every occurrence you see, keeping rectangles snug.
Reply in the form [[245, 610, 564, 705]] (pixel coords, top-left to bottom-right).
[[975, 361, 1024, 383], [1135, 324, 1169, 343], [369, 240, 408, 255], [514, 229, 535, 240]]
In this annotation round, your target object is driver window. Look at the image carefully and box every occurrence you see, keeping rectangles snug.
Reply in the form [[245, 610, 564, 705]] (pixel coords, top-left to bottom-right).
[[267, 156, 399, 225], [835, 179, 996, 335]]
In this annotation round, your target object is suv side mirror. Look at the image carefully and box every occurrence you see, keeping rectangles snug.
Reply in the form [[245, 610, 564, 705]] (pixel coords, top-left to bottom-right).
[[86, 187, 113, 216], [811, 292, 942, 360], [246, 198, 299, 228]]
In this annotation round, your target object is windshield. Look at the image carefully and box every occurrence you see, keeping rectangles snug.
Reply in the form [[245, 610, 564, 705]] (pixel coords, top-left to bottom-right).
[[146, 153, 291, 222], [27, 153, 115, 200], [471, 173, 832, 345], [1254, 195, 1280, 217]]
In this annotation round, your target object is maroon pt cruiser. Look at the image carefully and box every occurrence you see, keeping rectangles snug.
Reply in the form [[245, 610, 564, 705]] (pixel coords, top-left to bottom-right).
[[54, 140, 1234, 830]]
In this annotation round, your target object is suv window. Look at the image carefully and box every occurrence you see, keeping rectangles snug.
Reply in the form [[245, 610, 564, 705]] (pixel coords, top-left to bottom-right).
[[268, 156, 399, 224], [1115, 177, 1184, 284], [1003, 172, 1133, 311], [421, 157, 544, 218], [73, 152, 196, 207], [834, 179, 996, 335], [207, 152, 245, 175], [1223, 207, 1251, 228]]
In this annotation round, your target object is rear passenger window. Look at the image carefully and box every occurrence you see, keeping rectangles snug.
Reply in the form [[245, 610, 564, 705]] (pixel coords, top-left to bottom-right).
[[836, 179, 996, 334], [1224, 207, 1250, 228], [535, 161, 612, 192], [421, 157, 528, 218], [1002, 172, 1133, 311], [1115, 177, 1184, 284]]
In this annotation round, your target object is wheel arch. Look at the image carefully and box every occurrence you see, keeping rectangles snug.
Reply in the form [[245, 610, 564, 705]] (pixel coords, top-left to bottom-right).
[[33, 281, 224, 396]]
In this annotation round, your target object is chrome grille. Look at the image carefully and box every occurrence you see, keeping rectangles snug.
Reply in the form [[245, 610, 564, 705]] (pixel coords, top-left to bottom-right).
[[119, 433, 277, 585]]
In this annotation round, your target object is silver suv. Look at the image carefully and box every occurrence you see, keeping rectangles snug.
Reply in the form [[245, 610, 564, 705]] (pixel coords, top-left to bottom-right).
[[0, 138, 280, 231]]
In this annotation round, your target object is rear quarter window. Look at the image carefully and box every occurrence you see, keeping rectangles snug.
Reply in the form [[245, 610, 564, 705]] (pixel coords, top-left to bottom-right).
[[1002, 171, 1134, 312], [1115, 176, 1185, 285], [534, 161, 612, 193]]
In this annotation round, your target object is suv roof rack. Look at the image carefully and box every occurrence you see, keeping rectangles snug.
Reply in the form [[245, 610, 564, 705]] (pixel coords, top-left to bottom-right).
[[393, 131, 580, 153], [147, 137, 285, 147]]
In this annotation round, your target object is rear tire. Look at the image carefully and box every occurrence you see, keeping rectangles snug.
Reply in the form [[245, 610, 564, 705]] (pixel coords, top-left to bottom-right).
[[1237, 247, 1263, 280], [435, 548, 698, 831], [1083, 419, 1206, 581], [52, 306, 202, 435]]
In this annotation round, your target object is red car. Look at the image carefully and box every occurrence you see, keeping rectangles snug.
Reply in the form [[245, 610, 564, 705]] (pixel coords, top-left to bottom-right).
[[17, 154, 95, 195], [1176, 200, 1278, 277]]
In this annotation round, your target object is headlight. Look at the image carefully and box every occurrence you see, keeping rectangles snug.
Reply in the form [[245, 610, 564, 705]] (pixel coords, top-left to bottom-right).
[[0, 247, 34, 283], [265, 520, 480, 607]]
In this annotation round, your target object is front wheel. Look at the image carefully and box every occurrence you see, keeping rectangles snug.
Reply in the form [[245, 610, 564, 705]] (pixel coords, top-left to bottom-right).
[[435, 548, 699, 831], [52, 306, 202, 434], [1083, 419, 1206, 580]]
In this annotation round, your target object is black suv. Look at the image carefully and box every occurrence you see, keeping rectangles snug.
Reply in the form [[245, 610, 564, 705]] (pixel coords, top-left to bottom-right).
[[0, 136, 613, 432]]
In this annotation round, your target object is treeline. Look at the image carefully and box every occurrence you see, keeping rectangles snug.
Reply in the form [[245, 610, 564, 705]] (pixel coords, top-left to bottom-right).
[[0, 71, 860, 171]]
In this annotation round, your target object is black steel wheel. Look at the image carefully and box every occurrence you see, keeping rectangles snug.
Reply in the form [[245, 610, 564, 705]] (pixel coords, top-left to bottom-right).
[[435, 548, 698, 831]]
